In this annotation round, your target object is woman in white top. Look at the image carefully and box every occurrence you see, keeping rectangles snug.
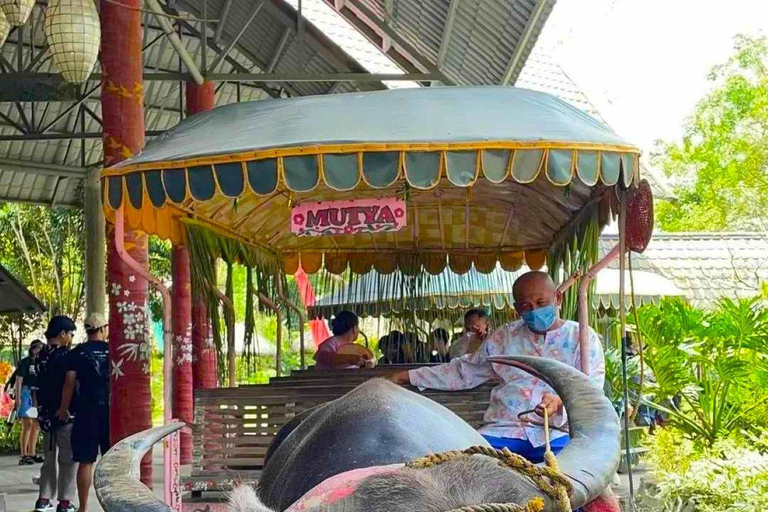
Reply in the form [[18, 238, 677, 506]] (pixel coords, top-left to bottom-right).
[[448, 308, 490, 359]]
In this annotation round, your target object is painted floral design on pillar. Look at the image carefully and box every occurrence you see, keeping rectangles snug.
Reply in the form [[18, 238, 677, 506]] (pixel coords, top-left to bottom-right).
[[106, 226, 152, 485]]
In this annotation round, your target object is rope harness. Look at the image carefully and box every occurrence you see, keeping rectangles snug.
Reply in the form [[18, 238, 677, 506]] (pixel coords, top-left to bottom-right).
[[405, 410, 573, 512]]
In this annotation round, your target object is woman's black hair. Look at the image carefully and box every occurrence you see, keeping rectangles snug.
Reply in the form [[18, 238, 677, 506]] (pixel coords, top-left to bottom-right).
[[330, 310, 359, 336], [28, 339, 44, 358]]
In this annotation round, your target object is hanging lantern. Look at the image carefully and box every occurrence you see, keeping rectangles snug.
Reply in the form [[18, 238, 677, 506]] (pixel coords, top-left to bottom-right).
[[0, 0, 34, 26], [0, 10, 10, 47], [44, 0, 101, 84]]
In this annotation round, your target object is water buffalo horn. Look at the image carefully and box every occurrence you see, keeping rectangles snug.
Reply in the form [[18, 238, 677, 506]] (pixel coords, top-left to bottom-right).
[[487, 355, 620, 509], [94, 421, 184, 512]]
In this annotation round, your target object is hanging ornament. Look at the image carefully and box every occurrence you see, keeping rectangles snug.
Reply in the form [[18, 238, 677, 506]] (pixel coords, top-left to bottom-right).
[[0, 0, 34, 26], [0, 10, 10, 46], [44, 0, 101, 84]]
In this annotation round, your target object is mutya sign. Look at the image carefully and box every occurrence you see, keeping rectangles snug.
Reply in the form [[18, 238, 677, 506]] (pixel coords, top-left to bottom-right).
[[291, 198, 407, 236]]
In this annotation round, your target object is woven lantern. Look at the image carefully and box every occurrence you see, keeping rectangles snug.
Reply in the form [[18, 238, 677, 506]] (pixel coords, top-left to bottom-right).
[[0, 0, 33, 26], [0, 10, 10, 47], [44, 0, 100, 84]]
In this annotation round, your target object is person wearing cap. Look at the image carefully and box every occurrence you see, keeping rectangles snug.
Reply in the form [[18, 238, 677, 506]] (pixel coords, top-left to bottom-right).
[[15, 339, 45, 465], [58, 312, 110, 512], [35, 315, 77, 512]]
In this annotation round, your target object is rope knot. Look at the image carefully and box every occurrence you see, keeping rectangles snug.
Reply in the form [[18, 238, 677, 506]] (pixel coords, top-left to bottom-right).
[[406, 446, 572, 512]]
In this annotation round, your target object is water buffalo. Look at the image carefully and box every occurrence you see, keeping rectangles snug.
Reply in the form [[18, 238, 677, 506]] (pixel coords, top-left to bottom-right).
[[94, 355, 620, 512]]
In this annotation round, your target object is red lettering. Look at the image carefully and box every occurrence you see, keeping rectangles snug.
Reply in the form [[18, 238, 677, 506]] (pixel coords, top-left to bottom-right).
[[362, 206, 379, 224], [344, 207, 363, 226], [306, 209, 329, 228], [377, 205, 396, 224], [328, 208, 344, 227]]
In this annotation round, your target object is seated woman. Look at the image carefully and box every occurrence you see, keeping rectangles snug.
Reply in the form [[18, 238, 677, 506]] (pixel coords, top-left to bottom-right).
[[314, 311, 375, 370]]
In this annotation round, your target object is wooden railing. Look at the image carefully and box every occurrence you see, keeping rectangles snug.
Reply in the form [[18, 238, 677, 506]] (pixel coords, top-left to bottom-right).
[[184, 365, 494, 494]]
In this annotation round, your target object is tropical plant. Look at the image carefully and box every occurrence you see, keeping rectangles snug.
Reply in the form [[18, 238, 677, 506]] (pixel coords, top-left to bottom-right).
[[603, 346, 641, 408], [636, 297, 768, 446], [0, 421, 22, 453], [641, 429, 768, 512]]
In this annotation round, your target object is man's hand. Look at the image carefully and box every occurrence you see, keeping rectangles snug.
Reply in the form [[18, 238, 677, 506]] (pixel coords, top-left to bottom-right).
[[534, 393, 562, 419], [388, 370, 410, 385], [56, 407, 71, 422]]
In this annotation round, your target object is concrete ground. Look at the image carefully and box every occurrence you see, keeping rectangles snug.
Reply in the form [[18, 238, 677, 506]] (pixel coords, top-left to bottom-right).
[[0, 449, 166, 512]]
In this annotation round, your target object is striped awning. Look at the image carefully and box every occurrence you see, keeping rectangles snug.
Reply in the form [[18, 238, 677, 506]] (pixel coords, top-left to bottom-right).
[[103, 87, 640, 275]]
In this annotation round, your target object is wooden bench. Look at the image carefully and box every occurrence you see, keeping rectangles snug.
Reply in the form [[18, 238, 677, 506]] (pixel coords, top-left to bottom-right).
[[185, 375, 494, 495]]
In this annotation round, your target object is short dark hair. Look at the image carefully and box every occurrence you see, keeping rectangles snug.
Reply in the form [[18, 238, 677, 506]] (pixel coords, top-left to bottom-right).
[[44, 315, 76, 339], [464, 308, 488, 323], [330, 310, 359, 336]]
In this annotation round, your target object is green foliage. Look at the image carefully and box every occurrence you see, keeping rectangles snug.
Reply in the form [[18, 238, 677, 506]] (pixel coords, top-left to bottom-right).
[[636, 297, 768, 446], [642, 428, 768, 512], [0, 421, 22, 453], [0, 204, 85, 320], [603, 345, 641, 406], [150, 351, 164, 425], [147, 237, 172, 324], [654, 34, 768, 231]]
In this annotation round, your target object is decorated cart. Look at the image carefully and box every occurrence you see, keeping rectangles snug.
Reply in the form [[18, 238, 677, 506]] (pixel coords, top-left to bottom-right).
[[99, 85, 653, 510]]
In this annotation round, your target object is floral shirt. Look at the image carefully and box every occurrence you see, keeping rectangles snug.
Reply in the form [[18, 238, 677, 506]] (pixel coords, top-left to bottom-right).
[[409, 320, 605, 447]]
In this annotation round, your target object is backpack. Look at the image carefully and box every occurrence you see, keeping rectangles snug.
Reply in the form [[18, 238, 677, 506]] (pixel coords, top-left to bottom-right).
[[72, 342, 109, 410], [35, 345, 70, 432]]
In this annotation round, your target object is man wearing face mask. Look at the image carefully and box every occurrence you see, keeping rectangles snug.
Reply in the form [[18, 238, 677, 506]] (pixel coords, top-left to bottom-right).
[[389, 271, 605, 464]]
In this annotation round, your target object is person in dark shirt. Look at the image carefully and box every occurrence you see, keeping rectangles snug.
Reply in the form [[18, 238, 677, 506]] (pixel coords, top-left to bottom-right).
[[35, 315, 77, 512], [16, 339, 45, 465], [59, 313, 110, 512]]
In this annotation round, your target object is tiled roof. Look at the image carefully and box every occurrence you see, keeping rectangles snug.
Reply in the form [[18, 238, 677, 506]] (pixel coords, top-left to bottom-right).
[[600, 232, 768, 308]]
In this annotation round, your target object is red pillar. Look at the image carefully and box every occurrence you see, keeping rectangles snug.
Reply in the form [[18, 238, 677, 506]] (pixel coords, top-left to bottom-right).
[[101, 0, 152, 486], [186, 80, 215, 113], [186, 80, 219, 392], [106, 229, 152, 484], [171, 246, 193, 464]]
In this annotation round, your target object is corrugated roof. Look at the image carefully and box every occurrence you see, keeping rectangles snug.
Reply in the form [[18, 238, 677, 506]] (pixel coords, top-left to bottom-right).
[[0, 0, 556, 207], [322, 0, 555, 85], [600, 232, 768, 308]]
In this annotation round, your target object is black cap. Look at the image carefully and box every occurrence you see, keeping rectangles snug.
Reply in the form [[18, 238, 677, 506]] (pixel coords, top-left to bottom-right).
[[44, 315, 76, 339]]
